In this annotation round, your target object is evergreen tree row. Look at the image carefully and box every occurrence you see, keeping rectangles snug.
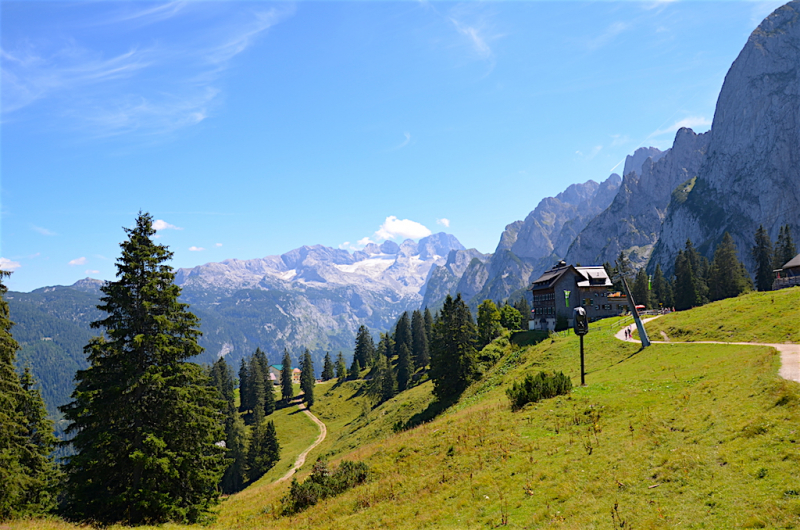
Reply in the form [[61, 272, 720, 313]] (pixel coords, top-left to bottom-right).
[[0, 270, 60, 521], [237, 348, 276, 426]]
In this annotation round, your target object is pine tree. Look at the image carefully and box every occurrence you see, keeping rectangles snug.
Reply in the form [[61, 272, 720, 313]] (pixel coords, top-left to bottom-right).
[[684, 239, 710, 305], [752, 225, 774, 291], [709, 232, 752, 301], [411, 310, 430, 368], [348, 357, 361, 381], [353, 325, 375, 368], [513, 296, 531, 325], [429, 294, 479, 402], [0, 271, 31, 520], [632, 268, 651, 309], [775, 224, 797, 269], [335, 352, 346, 380], [651, 264, 672, 309], [247, 419, 280, 483], [477, 300, 502, 347], [321, 352, 335, 381], [249, 351, 267, 426], [393, 312, 412, 358], [16, 366, 60, 516], [367, 353, 396, 403], [238, 358, 251, 415], [300, 349, 315, 408], [423, 307, 433, 345], [220, 413, 248, 494], [673, 250, 698, 311], [210, 357, 235, 406], [280, 350, 293, 403], [60, 212, 225, 525], [396, 343, 414, 392]]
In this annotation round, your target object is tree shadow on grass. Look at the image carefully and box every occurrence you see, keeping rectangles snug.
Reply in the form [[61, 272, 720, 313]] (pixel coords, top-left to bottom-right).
[[398, 394, 459, 432]]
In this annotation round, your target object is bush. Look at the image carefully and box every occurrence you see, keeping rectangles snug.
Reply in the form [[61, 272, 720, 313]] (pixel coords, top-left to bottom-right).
[[282, 459, 369, 515], [506, 371, 572, 411]]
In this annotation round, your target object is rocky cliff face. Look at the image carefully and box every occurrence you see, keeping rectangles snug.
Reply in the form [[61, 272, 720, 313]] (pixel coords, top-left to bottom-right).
[[650, 1, 800, 272], [422, 175, 622, 311], [566, 128, 709, 268]]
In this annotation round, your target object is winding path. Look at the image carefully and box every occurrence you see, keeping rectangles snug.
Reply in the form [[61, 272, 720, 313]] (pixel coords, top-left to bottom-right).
[[614, 316, 800, 384], [276, 401, 327, 484]]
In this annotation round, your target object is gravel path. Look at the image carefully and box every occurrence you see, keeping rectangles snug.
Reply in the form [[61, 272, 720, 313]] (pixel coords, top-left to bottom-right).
[[614, 316, 800, 384], [276, 401, 327, 484]]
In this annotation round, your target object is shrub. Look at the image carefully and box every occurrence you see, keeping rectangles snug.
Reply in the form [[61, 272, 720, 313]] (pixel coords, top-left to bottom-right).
[[282, 459, 370, 515], [506, 371, 572, 411]]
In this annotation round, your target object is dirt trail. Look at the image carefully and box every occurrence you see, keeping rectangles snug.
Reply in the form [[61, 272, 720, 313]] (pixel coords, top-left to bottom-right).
[[276, 402, 327, 484], [614, 315, 800, 384]]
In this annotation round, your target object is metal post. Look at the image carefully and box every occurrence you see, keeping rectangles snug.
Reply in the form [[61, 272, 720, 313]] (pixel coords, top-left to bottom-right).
[[615, 263, 651, 348], [580, 335, 585, 386]]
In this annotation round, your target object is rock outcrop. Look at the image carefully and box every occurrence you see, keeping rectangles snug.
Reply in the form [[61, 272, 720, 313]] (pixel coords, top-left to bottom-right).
[[650, 1, 800, 272], [566, 128, 709, 268]]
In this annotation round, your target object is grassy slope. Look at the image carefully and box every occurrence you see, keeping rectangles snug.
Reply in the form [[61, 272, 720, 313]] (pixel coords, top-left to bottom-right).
[[10, 292, 800, 529], [645, 287, 800, 343]]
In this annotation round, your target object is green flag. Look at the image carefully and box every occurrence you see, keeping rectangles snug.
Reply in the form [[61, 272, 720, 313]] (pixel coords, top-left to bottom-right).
[[564, 290, 571, 307]]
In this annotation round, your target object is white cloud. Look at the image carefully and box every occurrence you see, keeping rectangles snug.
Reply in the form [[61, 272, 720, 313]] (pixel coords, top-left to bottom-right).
[[357, 237, 375, 246], [69, 257, 87, 266], [85, 269, 100, 275], [339, 237, 376, 251], [390, 132, 411, 151], [437, 218, 451, 228], [651, 116, 712, 138], [31, 225, 57, 236], [188, 246, 205, 251], [152, 219, 182, 231], [449, 18, 492, 60], [215, 243, 223, 247], [0, 258, 21, 271], [375, 216, 432, 241]]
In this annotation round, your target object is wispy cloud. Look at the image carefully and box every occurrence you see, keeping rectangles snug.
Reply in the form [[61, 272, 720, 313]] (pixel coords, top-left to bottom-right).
[[0, 258, 21, 271], [449, 18, 492, 60], [437, 218, 450, 228], [69, 256, 87, 266], [85, 269, 100, 275], [188, 246, 204, 252], [389, 132, 412, 151], [2, 4, 293, 137], [31, 225, 57, 236], [587, 21, 630, 50], [215, 243, 223, 247], [650, 116, 712, 138]]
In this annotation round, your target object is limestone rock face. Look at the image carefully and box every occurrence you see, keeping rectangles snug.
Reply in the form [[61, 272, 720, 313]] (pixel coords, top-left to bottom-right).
[[565, 128, 709, 268], [650, 1, 800, 272], [623, 147, 667, 178]]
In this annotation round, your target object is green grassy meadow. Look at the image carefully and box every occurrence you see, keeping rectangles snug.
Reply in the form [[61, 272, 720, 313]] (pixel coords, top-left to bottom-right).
[[9, 290, 800, 529]]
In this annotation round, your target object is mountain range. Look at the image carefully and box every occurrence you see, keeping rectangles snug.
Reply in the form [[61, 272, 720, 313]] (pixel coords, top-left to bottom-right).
[[11, 1, 800, 417]]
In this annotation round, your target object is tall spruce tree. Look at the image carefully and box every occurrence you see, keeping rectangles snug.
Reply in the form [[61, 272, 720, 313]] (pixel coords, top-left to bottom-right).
[[280, 350, 293, 403], [410, 310, 430, 368], [632, 269, 651, 309], [775, 224, 797, 269], [1, 271, 58, 521], [353, 325, 376, 368], [513, 296, 531, 325], [396, 343, 414, 392], [16, 367, 60, 515], [247, 419, 280, 484], [477, 300, 502, 347], [335, 352, 346, 380], [249, 352, 267, 426], [651, 264, 673, 309], [220, 413, 248, 494], [429, 294, 478, 402], [60, 212, 225, 525], [752, 225, 774, 291], [300, 349, 315, 408], [238, 358, 251, 415], [423, 307, 433, 345], [348, 358, 361, 380], [321, 352, 335, 381], [673, 250, 699, 311], [709, 232, 752, 301], [393, 313, 412, 357]]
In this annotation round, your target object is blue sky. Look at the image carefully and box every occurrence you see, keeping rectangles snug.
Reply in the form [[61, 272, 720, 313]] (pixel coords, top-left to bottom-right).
[[1, 0, 785, 292]]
